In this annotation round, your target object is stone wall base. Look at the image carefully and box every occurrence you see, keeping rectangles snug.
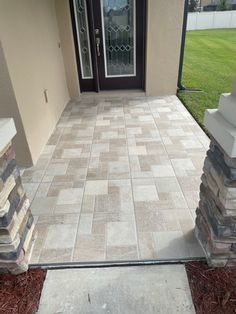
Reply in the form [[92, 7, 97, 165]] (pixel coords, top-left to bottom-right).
[[0, 143, 35, 274], [196, 138, 236, 267]]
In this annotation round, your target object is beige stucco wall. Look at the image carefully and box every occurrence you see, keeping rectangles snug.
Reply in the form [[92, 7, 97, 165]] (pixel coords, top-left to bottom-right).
[[0, 42, 32, 165], [146, 0, 185, 96], [55, 0, 80, 99], [0, 0, 70, 166]]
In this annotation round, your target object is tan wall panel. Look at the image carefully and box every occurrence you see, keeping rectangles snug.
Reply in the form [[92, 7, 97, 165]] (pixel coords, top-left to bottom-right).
[[202, 0, 218, 5], [146, 0, 185, 96], [0, 42, 32, 166], [0, 0, 70, 165], [55, 0, 80, 99]]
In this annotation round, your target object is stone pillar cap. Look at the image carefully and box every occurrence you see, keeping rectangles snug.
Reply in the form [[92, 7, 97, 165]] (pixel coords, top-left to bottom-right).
[[204, 109, 236, 158], [204, 77, 236, 158], [218, 93, 236, 128], [0, 119, 16, 153]]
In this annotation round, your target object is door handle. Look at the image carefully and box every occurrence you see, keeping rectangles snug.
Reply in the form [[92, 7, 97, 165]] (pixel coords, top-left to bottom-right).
[[96, 37, 101, 57]]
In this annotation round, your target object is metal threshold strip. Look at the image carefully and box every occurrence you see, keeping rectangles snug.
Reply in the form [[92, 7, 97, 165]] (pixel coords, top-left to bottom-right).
[[29, 257, 206, 270]]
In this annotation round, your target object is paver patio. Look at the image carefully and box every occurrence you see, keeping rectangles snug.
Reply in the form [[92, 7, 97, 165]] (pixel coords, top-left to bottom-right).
[[22, 94, 209, 264]]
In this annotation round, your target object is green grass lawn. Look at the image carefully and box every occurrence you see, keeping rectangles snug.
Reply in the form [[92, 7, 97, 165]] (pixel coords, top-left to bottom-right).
[[178, 29, 236, 128]]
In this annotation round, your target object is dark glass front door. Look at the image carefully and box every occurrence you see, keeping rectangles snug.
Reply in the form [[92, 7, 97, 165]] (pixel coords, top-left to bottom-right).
[[71, 0, 146, 91]]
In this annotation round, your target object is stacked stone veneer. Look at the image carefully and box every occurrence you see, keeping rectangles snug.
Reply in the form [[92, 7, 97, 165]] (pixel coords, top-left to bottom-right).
[[0, 119, 35, 274], [195, 78, 236, 267]]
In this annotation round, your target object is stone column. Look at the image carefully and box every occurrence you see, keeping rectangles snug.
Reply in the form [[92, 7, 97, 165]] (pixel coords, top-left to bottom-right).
[[195, 77, 236, 267], [0, 119, 35, 274]]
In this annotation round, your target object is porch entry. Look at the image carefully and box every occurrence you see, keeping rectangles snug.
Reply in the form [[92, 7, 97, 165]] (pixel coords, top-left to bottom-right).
[[71, 0, 146, 92]]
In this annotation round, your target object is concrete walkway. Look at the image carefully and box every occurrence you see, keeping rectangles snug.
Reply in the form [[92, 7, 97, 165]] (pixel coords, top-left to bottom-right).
[[37, 265, 195, 314], [22, 94, 209, 264]]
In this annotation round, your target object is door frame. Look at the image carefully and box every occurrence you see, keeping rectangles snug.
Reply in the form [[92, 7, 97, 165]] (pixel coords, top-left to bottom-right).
[[70, 0, 147, 92]]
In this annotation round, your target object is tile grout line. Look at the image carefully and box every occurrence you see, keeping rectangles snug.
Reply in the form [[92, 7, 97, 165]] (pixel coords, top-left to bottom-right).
[[123, 96, 143, 260], [37, 104, 80, 263], [25, 123, 65, 205], [38, 101, 82, 262], [102, 98, 124, 261], [148, 98, 198, 216], [26, 123, 66, 263], [148, 97, 205, 257], [71, 99, 98, 262], [138, 97, 173, 258], [93, 99, 108, 261], [147, 98, 194, 252]]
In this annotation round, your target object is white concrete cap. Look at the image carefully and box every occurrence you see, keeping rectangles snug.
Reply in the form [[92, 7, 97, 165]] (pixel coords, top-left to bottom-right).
[[218, 93, 236, 128], [0, 118, 16, 153], [204, 109, 236, 158]]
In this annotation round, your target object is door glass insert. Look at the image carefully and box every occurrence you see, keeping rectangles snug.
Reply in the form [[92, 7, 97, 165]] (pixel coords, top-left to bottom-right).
[[73, 0, 93, 79], [101, 0, 136, 77]]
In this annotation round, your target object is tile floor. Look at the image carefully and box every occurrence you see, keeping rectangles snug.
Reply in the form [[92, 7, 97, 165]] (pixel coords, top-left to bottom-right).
[[22, 94, 209, 264]]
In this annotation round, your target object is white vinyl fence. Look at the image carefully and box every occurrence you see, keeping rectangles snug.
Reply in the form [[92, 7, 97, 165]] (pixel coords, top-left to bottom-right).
[[187, 11, 236, 30]]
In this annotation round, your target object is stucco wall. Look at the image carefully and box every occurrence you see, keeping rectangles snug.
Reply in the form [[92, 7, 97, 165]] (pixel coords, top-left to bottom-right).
[[0, 42, 32, 165], [55, 0, 80, 99], [0, 0, 70, 166], [146, 0, 185, 96]]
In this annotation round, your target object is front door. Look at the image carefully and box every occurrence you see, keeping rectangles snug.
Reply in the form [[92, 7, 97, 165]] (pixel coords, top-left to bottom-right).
[[71, 0, 146, 92]]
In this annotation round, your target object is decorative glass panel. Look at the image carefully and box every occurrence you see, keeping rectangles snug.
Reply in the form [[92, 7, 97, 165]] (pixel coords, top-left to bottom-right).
[[74, 0, 93, 79], [101, 0, 136, 77]]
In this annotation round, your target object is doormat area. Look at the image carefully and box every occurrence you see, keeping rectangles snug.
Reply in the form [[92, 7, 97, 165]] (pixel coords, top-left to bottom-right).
[[186, 262, 236, 314], [0, 269, 47, 314]]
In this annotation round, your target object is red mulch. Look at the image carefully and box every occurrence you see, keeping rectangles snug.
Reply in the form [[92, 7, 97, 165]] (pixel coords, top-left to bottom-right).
[[0, 269, 47, 314], [186, 262, 236, 314]]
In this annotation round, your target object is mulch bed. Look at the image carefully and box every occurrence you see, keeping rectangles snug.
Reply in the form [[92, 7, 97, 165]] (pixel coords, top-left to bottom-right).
[[1, 263, 236, 313], [186, 262, 236, 314], [0, 269, 47, 314]]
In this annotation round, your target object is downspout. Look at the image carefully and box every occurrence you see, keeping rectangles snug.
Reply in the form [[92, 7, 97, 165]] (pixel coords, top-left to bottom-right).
[[178, 0, 203, 92], [177, 0, 188, 91]]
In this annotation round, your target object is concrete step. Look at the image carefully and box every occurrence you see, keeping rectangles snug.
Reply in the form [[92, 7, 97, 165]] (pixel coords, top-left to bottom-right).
[[37, 265, 195, 314]]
